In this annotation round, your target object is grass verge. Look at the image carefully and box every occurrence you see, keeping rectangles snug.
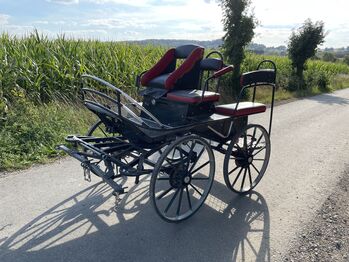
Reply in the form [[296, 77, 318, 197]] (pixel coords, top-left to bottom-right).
[[0, 101, 96, 171]]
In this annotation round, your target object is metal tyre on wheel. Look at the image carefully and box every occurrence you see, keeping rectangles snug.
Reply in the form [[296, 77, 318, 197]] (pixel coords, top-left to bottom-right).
[[223, 124, 270, 194], [150, 135, 215, 223]]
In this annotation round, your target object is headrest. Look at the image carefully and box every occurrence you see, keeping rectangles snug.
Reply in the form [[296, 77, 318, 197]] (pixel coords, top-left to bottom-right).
[[175, 44, 204, 59]]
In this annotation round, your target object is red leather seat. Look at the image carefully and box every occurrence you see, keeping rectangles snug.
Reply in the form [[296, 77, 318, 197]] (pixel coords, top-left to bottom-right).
[[215, 102, 266, 117], [166, 90, 220, 103]]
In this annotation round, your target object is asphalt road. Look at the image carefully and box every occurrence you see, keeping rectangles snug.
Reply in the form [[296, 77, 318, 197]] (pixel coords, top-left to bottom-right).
[[1, 89, 349, 262]]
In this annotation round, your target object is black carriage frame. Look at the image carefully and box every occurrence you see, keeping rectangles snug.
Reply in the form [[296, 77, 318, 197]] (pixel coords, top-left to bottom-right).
[[58, 52, 277, 222]]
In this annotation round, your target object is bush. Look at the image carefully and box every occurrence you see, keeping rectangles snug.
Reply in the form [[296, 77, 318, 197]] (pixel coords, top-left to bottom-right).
[[316, 73, 330, 92], [344, 55, 349, 66], [288, 74, 304, 91]]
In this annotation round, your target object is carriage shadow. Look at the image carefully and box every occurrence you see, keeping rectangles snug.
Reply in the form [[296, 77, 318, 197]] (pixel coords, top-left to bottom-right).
[[0, 176, 270, 262]]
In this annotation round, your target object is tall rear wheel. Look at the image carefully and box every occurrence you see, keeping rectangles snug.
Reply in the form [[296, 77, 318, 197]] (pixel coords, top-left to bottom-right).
[[150, 135, 215, 223], [223, 124, 270, 194]]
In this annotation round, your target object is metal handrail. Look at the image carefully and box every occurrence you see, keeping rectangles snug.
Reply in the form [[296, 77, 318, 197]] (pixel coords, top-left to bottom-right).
[[82, 74, 165, 128], [234, 60, 277, 136]]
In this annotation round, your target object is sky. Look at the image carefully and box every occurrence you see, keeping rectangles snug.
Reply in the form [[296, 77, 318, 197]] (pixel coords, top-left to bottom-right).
[[0, 0, 348, 48]]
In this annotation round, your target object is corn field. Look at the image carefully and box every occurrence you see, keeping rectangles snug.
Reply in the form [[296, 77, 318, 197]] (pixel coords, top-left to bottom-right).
[[0, 32, 165, 105], [1, 31, 349, 106]]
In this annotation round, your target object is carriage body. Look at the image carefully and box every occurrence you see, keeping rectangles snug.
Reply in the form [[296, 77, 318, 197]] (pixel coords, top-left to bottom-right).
[[58, 44, 276, 222]]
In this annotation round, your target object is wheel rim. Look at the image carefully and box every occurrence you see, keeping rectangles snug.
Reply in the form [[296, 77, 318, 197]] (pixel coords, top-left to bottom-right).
[[151, 135, 215, 222], [224, 124, 270, 194]]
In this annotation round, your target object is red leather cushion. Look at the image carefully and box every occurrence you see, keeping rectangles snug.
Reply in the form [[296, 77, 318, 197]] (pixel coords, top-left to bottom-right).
[[215, 102, 266, 117], [141, 48, 176, 86], [167, 90, 220, 103]]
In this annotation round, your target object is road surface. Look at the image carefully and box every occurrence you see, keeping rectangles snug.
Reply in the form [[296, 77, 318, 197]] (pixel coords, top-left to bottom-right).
[[0, 89, 349, 261]]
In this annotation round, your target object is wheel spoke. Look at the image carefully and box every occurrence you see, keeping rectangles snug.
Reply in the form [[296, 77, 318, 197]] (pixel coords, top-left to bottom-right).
[[240, 168, 247, 191], [228, 166, 240, 176], [98, 126, 108, 137], [190, 160, 210, 175], [230, 156, 244, 160], [189, 146, 205, 173], [248, 166, 252, 188], [191, 177, 209, 180], [243, 132, 248, 150], [186, 141, 196, 168], [252, 134, 264, 151], [156, 187, 173, 200], [253, 159, 265, 161], [232, 167, 244, 188], [252, 146, 266, 156], [234, 142, 243, 151], [176, 188, 184, 216], [250, 126, 257, 147], [177, 146, 184, 159], [164, 188, 180, 214], [189, 183, 202, 196], [251, 163, 261, 176], [185, 185, 192, 210]]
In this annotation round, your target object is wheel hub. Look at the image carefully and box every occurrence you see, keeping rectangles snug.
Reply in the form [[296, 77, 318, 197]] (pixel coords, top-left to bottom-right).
[[169, 167, 191, 188], [234, 150, 253, 168], [183, 176, 191, 184]]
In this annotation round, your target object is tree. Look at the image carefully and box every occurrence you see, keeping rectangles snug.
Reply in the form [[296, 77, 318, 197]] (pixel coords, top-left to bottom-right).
[[322, 52, 336, 62], [221, 0, 257, 95], [288, 19, 325, 85]]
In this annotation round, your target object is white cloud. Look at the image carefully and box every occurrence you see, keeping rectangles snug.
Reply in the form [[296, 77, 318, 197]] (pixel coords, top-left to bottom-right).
[[46, 0, 79, 5], [0, 14, 10, 25], [85, 0, 149, 7], [253, 0, 349, 47]]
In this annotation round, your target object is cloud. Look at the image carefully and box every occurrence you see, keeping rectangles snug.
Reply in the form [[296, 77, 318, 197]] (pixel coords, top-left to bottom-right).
[[86, 0, 147, 6], [0, 14, 10, 25], [46, 0, 79, 5], [84, 18, 156, 30]]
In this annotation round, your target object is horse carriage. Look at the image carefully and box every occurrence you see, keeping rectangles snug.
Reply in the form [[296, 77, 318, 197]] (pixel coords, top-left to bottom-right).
[[58, 44, 276, 223]]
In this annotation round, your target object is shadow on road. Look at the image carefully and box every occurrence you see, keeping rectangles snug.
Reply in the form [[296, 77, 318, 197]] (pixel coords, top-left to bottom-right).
[[306, 92, 349, 106], [0, 176, 270, 262]]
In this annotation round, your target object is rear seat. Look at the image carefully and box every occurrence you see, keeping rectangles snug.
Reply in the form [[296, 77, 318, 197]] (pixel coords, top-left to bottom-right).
[[215, 102, 266, 117]]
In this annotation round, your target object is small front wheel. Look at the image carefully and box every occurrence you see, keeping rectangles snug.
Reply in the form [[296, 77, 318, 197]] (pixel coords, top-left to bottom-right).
[[87, 120, 116, 137], [150, 135, 215, 223], [223, 124, 271, 194]]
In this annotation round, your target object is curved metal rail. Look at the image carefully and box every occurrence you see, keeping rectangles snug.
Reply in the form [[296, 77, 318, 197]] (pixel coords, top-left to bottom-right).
[[82, 74, 165, 128]]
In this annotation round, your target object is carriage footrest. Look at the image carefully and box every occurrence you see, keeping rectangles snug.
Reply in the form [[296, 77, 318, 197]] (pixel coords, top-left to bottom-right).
[[215, 102, 266, 117]]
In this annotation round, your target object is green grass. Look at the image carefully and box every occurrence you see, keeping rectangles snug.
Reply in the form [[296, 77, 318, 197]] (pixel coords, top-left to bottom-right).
[[0, 101, 96, 171], [1, 32, 349, 171]]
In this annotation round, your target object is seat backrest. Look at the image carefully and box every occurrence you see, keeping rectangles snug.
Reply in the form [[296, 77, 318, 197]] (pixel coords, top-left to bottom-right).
[[140, 44, 205, 91], [167, 45, 204, 90], [240, 69, 276, 87], [199, 51, 224, 91]]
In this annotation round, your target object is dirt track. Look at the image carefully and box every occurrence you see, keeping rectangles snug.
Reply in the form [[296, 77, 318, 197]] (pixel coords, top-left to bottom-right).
[[0, 89, 349, 261]]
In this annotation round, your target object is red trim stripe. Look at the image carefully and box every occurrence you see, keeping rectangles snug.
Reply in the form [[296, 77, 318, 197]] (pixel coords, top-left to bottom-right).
[[165, 47, 204, 90]]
